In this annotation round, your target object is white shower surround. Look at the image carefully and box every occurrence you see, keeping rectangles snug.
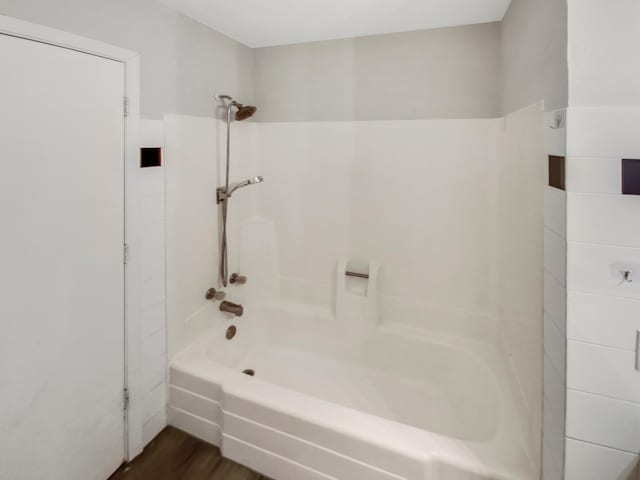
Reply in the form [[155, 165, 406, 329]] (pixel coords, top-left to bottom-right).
[[165, 112, 544, 479]]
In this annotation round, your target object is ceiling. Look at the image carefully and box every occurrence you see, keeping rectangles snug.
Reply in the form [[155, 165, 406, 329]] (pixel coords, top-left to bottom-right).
[[156, 0, 512, 48]]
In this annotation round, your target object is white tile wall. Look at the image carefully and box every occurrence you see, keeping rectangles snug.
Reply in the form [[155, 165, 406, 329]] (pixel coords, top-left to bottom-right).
[[567, 341, 640, 403], [568, 291, 640, 351], [544, 227, 566, 285], [544, 313, 565, 375], [566, 107, 640, 158], [567, 193, 640, 247], [565, 439, 638, 480], [565, 5, 640, 470], [544, 347, 566, 480], [542, 109, 567, 480], [567, 241, 640, 300], [138, 119, 167, 444], [544, 272, 567, 330], [544, 110, 567, 157], [566, 390, 640, 453], [564, 103, 640, 475], [568, 0, 640, 107], [544, 186, 566, 236], [543, 393, 565, 479], [545, 355, 565, 403], [542, 442, 564, 480], [566, 157, 621, 194]]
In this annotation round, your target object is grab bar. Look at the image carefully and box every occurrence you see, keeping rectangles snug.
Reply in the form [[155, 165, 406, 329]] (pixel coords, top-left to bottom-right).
[[345, 271, 369, 279]]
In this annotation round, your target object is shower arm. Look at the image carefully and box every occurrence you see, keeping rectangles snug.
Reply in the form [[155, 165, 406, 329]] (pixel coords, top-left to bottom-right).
[[228, 182, 247, 196], [218, 177, 264, 203]]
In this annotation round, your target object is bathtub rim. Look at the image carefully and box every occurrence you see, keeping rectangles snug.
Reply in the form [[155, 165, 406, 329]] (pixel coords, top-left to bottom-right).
[[169, 302, 537, 480]]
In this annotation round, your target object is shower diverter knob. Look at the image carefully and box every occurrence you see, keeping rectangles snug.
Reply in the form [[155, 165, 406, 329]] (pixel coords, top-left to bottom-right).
[[230, 273, 247, 285], [206, 288, 226, 301]]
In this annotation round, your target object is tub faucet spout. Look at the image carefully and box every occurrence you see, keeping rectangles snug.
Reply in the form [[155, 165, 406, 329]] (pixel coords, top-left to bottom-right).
[[220, 300, 243, 317]]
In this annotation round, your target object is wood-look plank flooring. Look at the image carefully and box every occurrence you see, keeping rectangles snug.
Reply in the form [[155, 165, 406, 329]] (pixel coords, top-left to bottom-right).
[[109, 427, 272, 480]]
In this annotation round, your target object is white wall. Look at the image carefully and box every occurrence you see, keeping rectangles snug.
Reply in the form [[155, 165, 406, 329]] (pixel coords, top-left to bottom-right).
[[496, 103, 545, 475], [253, 23, 501, 122], [0, 0, 253, 119], [137, 120, 168, 445], [564, 1, 640, 478], [500, 0, 568, 115], [568, 0, 640, 108]]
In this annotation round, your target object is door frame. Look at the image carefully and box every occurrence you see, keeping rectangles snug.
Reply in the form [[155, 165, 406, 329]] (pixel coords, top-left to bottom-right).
[[0, 14, 145, 461]]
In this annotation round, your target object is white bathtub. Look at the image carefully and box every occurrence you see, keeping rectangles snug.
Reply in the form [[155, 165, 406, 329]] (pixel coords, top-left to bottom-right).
[[168, 301, 535, 480]]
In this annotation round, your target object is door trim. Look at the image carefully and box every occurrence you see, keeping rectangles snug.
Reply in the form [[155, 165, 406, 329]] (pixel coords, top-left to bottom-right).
[[0, 14, 145, 461]]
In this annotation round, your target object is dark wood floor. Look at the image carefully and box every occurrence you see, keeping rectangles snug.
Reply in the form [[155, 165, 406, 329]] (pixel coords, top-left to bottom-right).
[[109, 427, 272, 480]]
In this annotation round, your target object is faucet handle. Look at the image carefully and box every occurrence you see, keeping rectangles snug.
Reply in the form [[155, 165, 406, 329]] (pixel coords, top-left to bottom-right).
[[230, 273, 247, 285], [206, 288, 226, 301]]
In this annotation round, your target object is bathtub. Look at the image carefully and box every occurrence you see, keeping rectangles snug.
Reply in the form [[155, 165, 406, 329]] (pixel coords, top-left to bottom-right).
[[168, 301, 535, 480]]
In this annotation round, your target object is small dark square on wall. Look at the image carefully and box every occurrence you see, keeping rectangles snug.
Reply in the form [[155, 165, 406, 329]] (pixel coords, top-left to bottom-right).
[[548, 155, 565, 190], [140, 147, 162, 168], [622, 159, 640, 195]]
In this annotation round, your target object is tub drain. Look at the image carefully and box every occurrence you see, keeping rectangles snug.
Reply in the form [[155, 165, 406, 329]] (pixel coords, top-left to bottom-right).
[[226, 325, 237, 340], [242, 369, 255, 376]]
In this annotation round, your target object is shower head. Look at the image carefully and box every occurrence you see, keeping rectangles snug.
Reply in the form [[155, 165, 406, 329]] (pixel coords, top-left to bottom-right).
[[215, 94, 257, 121], [234, 104, 257, 121], [227, 176, 264, 196]]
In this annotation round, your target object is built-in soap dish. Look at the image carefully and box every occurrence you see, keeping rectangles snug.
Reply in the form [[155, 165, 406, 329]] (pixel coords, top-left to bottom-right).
[[336, 257, 381, 325]]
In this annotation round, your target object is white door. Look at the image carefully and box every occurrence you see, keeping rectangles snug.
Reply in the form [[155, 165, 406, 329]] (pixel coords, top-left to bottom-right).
[[0, 33, 126, 480]]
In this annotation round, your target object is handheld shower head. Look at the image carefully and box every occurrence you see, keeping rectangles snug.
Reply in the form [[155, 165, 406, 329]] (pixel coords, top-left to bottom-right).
[[227, 176, 264, 196]]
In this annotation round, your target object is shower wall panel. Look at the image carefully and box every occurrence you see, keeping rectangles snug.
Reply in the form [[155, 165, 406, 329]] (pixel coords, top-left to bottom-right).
[[496, 103, 545, 474], [250, 119, 502, 340], [165, 115, 253, 359]]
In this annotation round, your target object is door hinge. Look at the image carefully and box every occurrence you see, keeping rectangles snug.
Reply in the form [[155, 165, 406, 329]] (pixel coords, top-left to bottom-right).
[[123, 243, 129, 265], [123, 96, 129, 117], [123, 387, 130, 412]]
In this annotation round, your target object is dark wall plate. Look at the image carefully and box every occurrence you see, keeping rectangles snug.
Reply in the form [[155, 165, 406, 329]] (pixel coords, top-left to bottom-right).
[[140, 147, 162, 168], [548, 155, 565, 190], [622, 159, 640, 195]]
